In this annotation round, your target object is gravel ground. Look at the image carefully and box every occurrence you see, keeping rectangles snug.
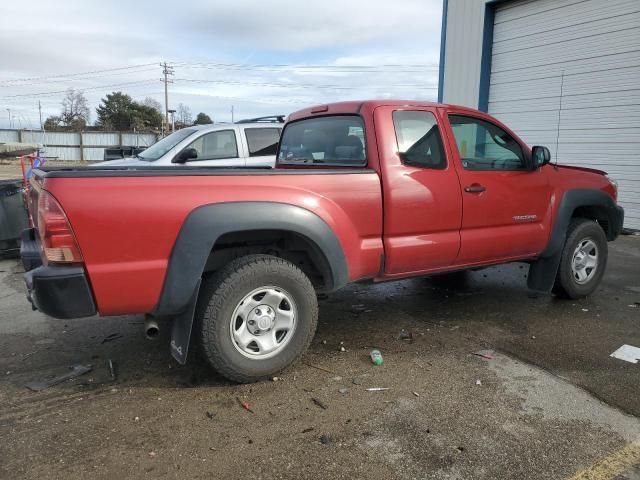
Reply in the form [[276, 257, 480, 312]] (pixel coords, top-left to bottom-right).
[[0, 236, 639, 479]]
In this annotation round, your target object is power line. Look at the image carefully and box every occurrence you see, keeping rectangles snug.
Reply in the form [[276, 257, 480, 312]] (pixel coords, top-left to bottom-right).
[[0, 63, 158, 85], [0, 67, 160, 87], [174, 78, 437, 90], [0, 80, 158, 98], [174, 61, 439, 72]]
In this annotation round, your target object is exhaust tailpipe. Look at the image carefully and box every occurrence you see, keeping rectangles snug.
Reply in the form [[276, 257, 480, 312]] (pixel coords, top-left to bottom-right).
[[144, 316, 159, 340]]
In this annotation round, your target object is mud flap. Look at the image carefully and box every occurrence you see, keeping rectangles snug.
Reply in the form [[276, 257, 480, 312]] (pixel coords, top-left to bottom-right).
[[170, 278, 201, 365], [527, 252, 562, 293]]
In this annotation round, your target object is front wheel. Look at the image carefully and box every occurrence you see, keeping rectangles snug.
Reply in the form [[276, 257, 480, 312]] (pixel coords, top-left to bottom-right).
[[195, 254, 318, 383], [553, 218, 608, 299]]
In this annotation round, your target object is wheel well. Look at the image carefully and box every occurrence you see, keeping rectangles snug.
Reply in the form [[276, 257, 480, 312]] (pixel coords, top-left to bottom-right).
[[203, 229, 333, 291], [572, 205, 612, 239]]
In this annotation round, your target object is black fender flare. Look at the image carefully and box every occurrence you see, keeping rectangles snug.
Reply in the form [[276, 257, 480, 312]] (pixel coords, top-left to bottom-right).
[[153, 202, 349, 316], [528, 189, 624, 292]]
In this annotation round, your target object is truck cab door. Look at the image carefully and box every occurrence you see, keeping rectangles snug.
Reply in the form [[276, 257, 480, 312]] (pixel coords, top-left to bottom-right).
[[374, 105, 463, 276], [443, 112, 552, 264]]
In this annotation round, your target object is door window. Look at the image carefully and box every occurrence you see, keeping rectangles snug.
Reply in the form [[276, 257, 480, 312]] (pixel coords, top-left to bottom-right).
[[392, 111, 446, 169], [448, 115, 525, 171], [187, 130, 238, 160], [245, 128, 281, 157]]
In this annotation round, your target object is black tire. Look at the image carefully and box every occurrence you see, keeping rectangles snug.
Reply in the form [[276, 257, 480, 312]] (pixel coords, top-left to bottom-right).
[[553, 218, 607, 299], [195, 254, 318, 383]]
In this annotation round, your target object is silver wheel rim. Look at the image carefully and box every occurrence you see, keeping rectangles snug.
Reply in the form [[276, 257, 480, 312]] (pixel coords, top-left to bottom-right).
[[229, 286, 297, 359], [571, 238, 598, 285]]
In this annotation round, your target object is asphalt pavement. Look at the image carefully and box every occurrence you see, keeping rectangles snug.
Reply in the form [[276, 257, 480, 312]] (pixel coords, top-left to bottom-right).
[[0, 235, 638, 479]]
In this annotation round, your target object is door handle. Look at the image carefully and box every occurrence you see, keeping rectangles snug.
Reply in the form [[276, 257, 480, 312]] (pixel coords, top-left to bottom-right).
[[464, 184, 486, 193]]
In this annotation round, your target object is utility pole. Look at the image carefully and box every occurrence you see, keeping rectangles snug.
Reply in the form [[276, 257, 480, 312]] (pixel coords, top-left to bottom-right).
[[231, 105, 234, 123], [6, 108, 11, 129], [38, 101, 43, 130], [160, 62, 174, 135]]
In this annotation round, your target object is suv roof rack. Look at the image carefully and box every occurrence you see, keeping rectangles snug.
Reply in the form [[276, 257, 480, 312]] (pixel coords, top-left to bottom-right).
[[235, 115, 285, 124]]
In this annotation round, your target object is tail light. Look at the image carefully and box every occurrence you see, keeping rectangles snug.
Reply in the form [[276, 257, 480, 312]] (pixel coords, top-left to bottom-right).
[[37, 191, 83, 264]]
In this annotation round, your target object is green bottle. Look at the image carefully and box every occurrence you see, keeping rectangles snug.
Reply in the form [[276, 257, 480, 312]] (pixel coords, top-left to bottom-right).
[[370, 349, 383, 366]]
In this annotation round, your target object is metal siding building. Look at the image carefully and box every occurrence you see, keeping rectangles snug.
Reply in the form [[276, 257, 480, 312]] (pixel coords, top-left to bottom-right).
[[439, 0, 640, 229]]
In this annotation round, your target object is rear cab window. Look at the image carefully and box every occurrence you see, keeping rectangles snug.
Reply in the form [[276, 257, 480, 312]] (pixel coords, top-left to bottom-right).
[[278, 115, 366, 166]]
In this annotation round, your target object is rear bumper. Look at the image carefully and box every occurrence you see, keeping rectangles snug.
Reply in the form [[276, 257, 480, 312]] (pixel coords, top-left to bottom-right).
[[24, 265, 97, 319], [21, 228, 96, 319]]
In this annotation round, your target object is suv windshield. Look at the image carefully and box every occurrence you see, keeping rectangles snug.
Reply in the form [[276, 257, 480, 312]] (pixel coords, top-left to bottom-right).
[[138, 128, 197, 161], [278, 115, 366, 166]]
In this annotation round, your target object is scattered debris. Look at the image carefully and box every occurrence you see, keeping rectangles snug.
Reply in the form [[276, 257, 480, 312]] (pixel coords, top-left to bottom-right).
[[134, 416, 140, 422], [236, 397, 255, 413], [302, 427, 315, 433], [610, 345, 640, 364], [330, 376, 343, 381], [303, 362, 335, 374], [473, 350, 495, 360], [412, 391, 420, 397], [101, 333, 123, 344], [370, 349, 383, 366], [206, 411, 215, 419], [366, 387, 389, 392], [25, 364, 93, 392], [107, 359, 116, 381], [339, 388, 349, 394], [319, 434, 333, 445], [271, 376, 280, 382], [321, 340, 327, 345], [398, 329, 413, 342], [628, 302, 640, 308], [476, 379, 482, 386], [22, 351, 36, 361], [148, 451, 156, 458], [456, 446, 465, 453], [581, 308, 589, 312], [338, 346, 346, 352], [311, 398, 328, 410]]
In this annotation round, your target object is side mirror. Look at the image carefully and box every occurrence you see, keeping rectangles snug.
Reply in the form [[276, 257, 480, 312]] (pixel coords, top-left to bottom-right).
[[531, 146, 551, 169], [172, 147, 198, 164]]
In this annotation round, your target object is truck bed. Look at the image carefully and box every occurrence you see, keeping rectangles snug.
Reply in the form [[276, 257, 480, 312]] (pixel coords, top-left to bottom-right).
[[31, 165, 384, 315]]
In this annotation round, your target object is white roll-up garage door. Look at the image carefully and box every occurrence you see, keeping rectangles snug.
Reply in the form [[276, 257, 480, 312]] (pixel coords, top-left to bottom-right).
[[487, 0, 640, 229]]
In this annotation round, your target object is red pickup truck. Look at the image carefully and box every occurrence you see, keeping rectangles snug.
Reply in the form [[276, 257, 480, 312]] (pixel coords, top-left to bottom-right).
[[21, 100, 623, 382]]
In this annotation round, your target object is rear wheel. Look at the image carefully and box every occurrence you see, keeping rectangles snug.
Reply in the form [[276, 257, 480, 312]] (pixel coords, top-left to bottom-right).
[[553, 218, 607, 299], [196, 254, 318, 383]]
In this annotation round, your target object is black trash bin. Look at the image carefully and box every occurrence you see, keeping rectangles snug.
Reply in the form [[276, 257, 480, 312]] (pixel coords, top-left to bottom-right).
[[0, 179, 29, 257]]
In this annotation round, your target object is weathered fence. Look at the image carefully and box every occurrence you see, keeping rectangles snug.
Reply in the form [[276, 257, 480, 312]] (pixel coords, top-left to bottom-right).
[[0, 129, 159, 161]]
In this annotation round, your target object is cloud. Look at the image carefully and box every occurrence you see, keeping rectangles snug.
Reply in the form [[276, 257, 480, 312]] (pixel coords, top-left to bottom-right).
[[0, 0, 442, 127]]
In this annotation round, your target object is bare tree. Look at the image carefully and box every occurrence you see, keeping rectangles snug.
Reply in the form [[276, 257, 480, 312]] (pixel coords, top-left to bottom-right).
[[176, 103, 193, 127], [60, 89, 90, 130], [142, 97, 163, 114]]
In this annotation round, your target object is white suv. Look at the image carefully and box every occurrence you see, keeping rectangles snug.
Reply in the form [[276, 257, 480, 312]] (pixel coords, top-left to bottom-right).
[[97, 117, 283, 168]]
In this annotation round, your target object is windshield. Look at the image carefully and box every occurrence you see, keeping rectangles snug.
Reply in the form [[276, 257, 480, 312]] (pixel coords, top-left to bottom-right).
[[278, 115, 366, 166], [138, 128, 197, 161]]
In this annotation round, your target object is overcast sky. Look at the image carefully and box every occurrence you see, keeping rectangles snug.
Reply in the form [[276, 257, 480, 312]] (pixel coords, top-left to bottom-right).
[[0, 0, 442, 129]]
